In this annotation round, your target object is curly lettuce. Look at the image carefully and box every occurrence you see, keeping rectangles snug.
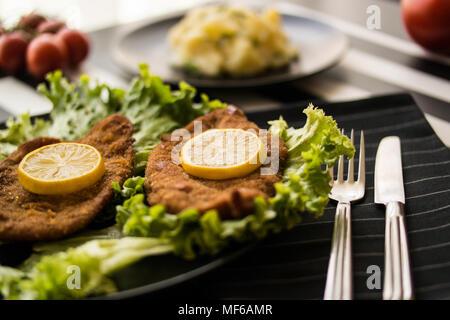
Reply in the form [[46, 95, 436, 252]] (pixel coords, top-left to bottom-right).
[[269, 105, 355, 216]]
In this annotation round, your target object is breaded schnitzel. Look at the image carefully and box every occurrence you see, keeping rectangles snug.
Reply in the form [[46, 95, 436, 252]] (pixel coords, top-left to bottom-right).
[[0, 114, 134, 241], [145, 106, 288, 219]]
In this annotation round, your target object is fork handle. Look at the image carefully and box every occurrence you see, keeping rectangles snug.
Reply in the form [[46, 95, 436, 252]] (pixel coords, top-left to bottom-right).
[[383, 202, 414, 300], [324, 202, 353, 300]]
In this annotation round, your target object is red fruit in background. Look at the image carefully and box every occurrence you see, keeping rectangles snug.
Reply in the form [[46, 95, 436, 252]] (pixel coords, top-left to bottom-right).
[[401, 0, 450, 55], [0, 32, 28, 73], [53, 35, 69, 67], [26, 33, 66, 78], [18, 13, 46, 31], [57, 28, 89, 67], [37, 20, 66, 34]]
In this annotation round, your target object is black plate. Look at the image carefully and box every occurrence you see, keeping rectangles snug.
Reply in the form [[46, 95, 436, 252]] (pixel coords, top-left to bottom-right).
[[112, 10, 348, 88]]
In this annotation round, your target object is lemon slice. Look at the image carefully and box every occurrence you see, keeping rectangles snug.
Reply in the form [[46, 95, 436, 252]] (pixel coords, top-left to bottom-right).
[[180, 129, 267, 180], [18, 143, 105, 195]]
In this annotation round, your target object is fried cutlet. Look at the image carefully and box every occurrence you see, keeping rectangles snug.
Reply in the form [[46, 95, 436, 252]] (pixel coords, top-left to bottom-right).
[[0, 114, 134, 241], [145, 106, 288, 219]]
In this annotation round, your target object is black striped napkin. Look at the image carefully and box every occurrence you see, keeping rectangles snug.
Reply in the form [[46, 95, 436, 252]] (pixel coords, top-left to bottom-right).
[[153, 93, 450, 300]]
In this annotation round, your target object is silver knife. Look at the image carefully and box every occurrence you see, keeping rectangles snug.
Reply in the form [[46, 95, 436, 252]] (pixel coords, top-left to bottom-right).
[[374, 136, 413, 300]]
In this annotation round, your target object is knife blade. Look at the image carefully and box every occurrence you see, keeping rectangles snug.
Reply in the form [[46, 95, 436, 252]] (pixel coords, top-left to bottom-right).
[[374, 136, 413, 300], [374, 136, 405, 204]]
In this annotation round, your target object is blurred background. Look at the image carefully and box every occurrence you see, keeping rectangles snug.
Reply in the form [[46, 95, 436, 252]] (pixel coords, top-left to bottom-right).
[[0, 0, 213, 31], [0, 0, 420, 39], [0, 0, 449, 145]]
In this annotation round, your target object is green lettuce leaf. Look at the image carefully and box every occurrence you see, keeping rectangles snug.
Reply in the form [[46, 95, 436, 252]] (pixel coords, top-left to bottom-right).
[[38, 72, 124, 141], [0, 237, 173, 300], [269, 105, 355, 216], [0, 266, 26, 299], [0, 113, 50, 159]]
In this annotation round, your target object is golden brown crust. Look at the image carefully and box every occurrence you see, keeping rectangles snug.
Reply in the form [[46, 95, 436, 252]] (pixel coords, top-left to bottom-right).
[[145, 106, 288, 219], [0, 114, 135, 241]]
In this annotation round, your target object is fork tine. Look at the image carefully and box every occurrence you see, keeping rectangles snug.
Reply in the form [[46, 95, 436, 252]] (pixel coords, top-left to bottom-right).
[[337, 155, 345, 182], [347, 129, 355, 182], [337, 129, 345, 182], [357, 131, 365, 184]]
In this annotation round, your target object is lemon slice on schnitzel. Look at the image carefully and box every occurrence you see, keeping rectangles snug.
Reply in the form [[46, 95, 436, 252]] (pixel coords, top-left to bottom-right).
[[18, 142, 105, 195], [180, 129, 267, 180]]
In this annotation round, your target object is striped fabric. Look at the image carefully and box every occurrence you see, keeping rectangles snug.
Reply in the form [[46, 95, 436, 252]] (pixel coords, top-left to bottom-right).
[[161, 94, 450, 300]]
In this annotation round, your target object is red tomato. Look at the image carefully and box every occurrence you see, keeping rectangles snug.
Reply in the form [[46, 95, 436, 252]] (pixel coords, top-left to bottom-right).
[[26, 34, 66, 78], [54, 35, 69, 67], [0, 32, 28, 73], [401, 0, 450, 55], [57, 28, 90, 67], [18, 13, 46, 31], [37, 20, 66, 34]]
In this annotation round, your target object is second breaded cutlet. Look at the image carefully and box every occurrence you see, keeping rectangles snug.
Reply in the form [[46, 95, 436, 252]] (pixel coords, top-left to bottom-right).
[[145, 106, 288, 219]]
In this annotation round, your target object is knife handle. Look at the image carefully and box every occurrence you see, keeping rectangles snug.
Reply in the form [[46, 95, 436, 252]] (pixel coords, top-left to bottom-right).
[[383, 202, 414, 300], [324, 202, 353, 300]]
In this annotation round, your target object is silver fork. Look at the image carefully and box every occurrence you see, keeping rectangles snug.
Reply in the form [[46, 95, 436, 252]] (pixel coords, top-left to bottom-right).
[[324, 130, 365, 300]]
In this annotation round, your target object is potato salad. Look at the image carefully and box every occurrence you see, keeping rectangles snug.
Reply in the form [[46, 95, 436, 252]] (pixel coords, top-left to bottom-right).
[[168, 6, 298, 77]]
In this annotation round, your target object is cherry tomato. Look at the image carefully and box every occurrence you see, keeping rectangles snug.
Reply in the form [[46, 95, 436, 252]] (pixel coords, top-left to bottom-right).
[[0, 32, 28, 74], [57, 28, 90, 67], [26, 33, 66, 78], [18, 13, 46, 31], [55, 35, 69, 67], [37, 20, 66, 34], [401, 0, 450, 55]]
